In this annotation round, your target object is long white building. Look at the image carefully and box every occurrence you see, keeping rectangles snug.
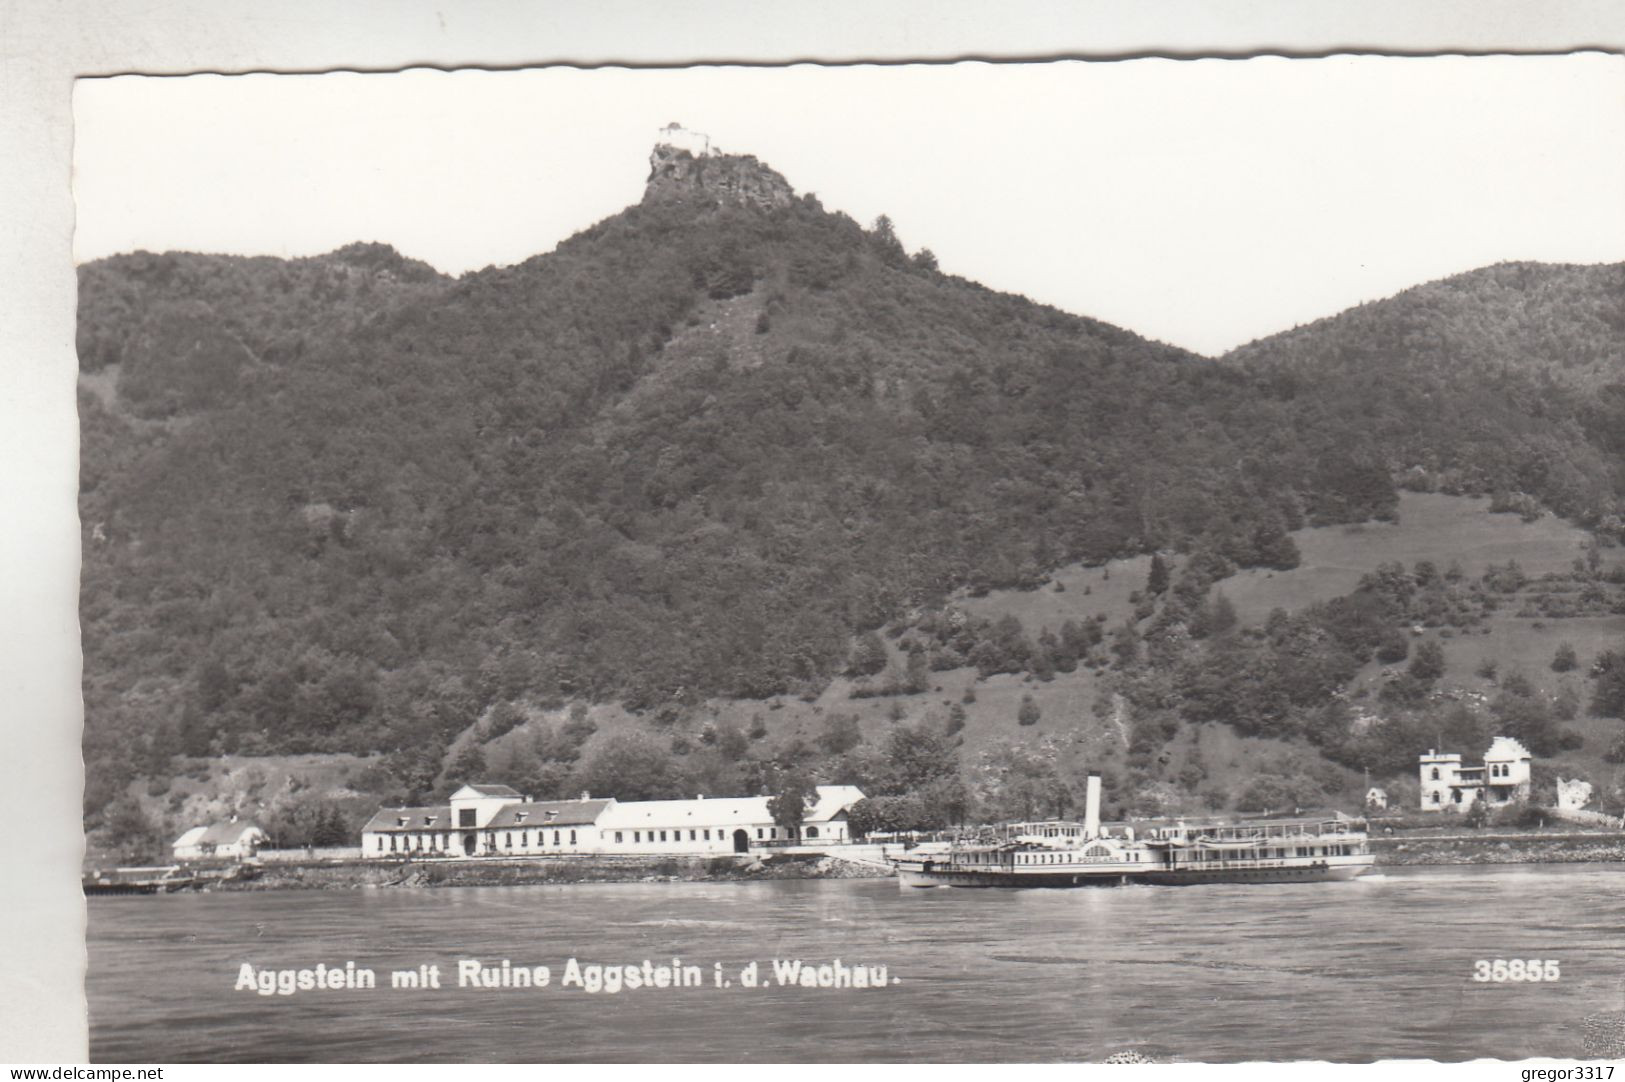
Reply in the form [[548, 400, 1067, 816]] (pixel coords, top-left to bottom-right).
[[361, 782, 865, 859]]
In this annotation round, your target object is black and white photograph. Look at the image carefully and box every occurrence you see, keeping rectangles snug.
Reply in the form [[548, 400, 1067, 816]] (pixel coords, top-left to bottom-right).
[[13, 11, 1625, 1066]]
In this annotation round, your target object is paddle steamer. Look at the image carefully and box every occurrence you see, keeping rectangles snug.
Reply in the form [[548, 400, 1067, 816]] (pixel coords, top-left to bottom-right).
[[891, 777, 1373, 888]]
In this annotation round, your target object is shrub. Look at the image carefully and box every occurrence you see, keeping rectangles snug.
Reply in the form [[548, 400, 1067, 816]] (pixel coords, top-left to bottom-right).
[[1409, 640, 1445, 681]]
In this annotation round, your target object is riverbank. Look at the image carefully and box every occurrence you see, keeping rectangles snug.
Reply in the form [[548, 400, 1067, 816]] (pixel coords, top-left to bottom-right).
[[101, 830, 1625, 894], [1370, 830, 1625, 866], [205, 851, 893, 891]]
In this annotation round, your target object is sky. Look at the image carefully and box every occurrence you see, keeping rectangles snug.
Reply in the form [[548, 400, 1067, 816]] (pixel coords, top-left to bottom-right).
[[73, 55, 1625, 356]]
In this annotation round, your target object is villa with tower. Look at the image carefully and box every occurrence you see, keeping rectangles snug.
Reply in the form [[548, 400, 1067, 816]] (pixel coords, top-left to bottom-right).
[[1418, 736, 1532, 812]]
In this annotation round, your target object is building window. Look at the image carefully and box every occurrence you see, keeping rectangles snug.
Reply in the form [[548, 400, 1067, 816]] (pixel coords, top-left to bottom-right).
[[659, 830, 667, 842], [570, 830, 577, 845], [389, 835, 397, 851], [459, 809, 476, 828], [377, 836, 384, 851], [689, 830, 697, 841], [615, 832, 623, 843], [703, 830, 710, 841], [505, 833, 512, 848], [1430, 768, 1439, 781], [441, 833, 450, 849], [807, 827, 819, 839], [1431, 792, 1440, 804], [1453, 791, 1462, 804], [634, 831, 641, 843], [757, 828, 764, 839]]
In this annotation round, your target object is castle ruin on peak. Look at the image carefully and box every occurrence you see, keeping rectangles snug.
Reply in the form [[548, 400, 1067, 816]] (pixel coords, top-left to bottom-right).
[[644, 123, 795, 211]]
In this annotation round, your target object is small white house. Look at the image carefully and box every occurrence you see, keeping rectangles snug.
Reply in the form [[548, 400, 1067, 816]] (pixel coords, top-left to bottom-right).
[[172, 819, 266, 860], [1365, 787, 1388, 811]]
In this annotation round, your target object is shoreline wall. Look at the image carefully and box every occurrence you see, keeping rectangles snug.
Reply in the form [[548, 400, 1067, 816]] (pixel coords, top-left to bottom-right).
[[1372, 832, 1625, 866]]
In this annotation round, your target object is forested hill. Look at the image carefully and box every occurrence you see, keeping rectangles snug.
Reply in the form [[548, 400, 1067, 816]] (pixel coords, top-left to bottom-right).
[[1222, 262, 1625, 528], [77, 146, 1625, 825]]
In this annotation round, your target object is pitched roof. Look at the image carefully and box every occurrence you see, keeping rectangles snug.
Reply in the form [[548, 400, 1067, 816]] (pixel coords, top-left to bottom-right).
[[361, 799, 610, 832], [361, 804, 452, 833], [457, 783, 522, 798], [173, 821, 263, 847], [596, 786, 864, 830], [806, 785, 866, 820], [487, 800, 610, 829], [598, 796, 771, 830]]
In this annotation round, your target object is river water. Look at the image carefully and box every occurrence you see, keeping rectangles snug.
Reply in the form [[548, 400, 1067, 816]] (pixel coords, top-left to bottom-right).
[[88, 864, 1625, 1063]]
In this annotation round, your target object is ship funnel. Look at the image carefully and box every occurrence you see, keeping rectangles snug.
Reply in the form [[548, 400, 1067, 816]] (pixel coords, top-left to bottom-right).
[[1084, 775, 1101, 839]]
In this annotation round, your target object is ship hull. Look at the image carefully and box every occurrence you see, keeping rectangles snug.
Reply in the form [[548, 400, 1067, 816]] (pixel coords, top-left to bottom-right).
[[895, 857, 1372, 889]]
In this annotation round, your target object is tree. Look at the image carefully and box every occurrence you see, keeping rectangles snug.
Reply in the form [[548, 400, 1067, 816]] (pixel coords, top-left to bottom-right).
[[875, 723, 959, 795], [1017, 694, 1041, 727], [1552, 642, 1579, 673], [767, 771, 819, 839], [1409, 640, 1446, 681], [817, 712, 863, 755], [576, 731, 687, 800], [845, 631, 888, 678], [844, 797, 881, 839], [104, 792, 160, 857], [446, 741, 488, 784], [715, 722, 749, 761], [904, 646, 930, 693], [1374, 627, 1410, 664], [1110, 621, 1139, 667], [1147, 553, 1171, 596]]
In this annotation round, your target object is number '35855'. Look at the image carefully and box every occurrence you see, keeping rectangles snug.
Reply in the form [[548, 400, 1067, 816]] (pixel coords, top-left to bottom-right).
[[1472, 959, 1559, 982]]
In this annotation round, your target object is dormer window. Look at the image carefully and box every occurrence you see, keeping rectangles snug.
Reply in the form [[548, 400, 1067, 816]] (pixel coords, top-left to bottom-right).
[[515, 812, 529, 823], [424, 816, 437, 826], [396, 816, 410, 827]]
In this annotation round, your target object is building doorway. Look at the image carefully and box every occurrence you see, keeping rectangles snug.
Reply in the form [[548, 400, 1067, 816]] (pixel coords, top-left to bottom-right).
[[462, 832, 477, 856], [732, 829, 749, 854]]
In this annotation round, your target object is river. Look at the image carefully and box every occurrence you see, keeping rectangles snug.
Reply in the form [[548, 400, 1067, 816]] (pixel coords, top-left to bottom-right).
[[88, 863, 1625, 1062]]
